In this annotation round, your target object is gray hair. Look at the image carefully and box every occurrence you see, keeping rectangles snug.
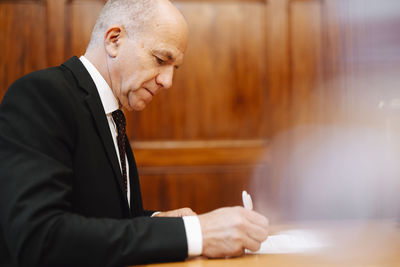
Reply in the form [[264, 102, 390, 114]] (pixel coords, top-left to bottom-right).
[[87, 0, 158, 49]]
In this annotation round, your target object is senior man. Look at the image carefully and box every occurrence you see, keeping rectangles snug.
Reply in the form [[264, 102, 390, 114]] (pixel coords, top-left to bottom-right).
[[0, 0, 269, 266]]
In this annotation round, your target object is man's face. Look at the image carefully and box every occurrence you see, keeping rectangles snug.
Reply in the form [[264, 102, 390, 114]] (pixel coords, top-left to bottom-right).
[[110, 7, 188, 111]]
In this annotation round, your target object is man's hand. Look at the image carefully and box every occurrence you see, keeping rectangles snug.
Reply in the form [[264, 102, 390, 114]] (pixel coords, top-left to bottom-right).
[[153, 208, 197, 217], [198, 206, 269, 258]]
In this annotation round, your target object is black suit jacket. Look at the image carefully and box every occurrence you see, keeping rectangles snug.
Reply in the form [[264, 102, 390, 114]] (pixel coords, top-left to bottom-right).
[[0, 57, 188, 267]]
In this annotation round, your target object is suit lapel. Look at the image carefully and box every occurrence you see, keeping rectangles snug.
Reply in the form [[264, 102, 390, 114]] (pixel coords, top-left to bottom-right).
[[62, 57, 130, 211]]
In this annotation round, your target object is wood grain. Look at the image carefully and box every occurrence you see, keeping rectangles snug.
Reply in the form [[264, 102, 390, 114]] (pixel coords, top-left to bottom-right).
[[66, 0, 105, 57], [1, 0, 400, 219], [127, 0, 269, 141], [0, 1, 46, 98]]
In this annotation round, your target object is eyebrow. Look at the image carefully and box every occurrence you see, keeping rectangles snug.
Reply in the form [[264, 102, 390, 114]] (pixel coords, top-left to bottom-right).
[[154, 49, 174, 61], [153, 49, 183, 68]]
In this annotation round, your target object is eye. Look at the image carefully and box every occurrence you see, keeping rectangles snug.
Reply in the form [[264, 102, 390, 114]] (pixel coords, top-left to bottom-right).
[[155, 56, 165, 65]]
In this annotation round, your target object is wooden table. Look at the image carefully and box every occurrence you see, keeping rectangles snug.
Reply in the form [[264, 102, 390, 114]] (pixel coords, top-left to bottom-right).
[[137, 220, 400, 267]]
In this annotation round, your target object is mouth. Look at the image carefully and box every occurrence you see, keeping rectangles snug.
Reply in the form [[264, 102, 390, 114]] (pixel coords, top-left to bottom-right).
[[144, 88, 154, 96]]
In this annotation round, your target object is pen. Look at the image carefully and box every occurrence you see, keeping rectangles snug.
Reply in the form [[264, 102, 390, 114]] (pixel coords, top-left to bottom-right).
[[242, 191, 256, 254], [242, 190, 253, 211]]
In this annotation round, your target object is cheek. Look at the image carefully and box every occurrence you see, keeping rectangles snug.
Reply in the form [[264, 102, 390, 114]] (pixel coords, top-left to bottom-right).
[[119, 59, 141, 91], [119, 58, 158, 93], [120, 73, 140, 95], [134, 63, 159, 86]]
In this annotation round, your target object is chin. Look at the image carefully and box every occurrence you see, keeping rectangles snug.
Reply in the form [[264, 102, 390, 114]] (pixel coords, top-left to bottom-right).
[[127, 97, 146, 111], [132, 102, 147, 111]]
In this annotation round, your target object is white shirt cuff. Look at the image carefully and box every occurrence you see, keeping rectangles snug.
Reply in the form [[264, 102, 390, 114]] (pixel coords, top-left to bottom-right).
[[182, 216, 203, 256], [150, 211, 161, 217]]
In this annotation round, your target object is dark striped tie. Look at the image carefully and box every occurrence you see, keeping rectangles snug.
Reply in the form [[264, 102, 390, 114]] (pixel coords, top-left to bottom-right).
[[112, 109, 128, 193]]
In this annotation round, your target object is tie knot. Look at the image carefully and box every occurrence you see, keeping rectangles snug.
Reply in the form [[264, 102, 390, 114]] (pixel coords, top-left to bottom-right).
[[112, 109, 126, 133]]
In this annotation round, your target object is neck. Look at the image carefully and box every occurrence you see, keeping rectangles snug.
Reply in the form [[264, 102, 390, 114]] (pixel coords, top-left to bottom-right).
[[84, 47, 113, 89], [84, 47, 121, 109]]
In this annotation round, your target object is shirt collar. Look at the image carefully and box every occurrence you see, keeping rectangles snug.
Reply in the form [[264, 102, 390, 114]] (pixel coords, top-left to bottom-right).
[[79, 56, 119, 115]]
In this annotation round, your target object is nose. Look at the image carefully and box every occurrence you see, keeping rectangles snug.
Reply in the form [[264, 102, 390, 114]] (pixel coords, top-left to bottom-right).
[[156, 66, 174, 89]]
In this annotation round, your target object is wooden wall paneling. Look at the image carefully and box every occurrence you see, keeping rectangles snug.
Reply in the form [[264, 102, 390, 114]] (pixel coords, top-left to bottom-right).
[[0, 0, 47, 98], [265, 0, 290, 137], [250, 0, 291, 222], [134, 142, 269, 168], [65, 0, 105, 57], [1, 0, 399, 220], [133, 0, 272, 213], [281, 0, 355, 221], [269, 0, 400, 221], [128, 0, 269, 141], [135, 142, 270, 212], [289, 0, 324, 126], [140, 166, 265, 214], [46, 0, 67, 67], [0, 0, 274, 215], [254, 0, 348, 221]]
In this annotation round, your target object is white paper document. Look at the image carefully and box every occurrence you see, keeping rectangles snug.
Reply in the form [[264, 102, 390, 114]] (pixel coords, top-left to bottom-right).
[[247, 229, 328, 254]]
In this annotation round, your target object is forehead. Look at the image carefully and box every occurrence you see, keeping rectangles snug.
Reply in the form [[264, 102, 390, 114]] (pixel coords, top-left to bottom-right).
[[143, 21, 187, 64], [141, 1, 188, 64]]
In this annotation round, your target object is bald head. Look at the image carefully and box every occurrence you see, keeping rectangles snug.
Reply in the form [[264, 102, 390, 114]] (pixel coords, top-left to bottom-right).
[[87, 0, 187, 49]]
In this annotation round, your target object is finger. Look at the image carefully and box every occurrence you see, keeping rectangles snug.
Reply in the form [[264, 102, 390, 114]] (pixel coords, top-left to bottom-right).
[[246, 223, 269, 243], [243, 235, 262, 252], [179, 208, 197, 216], [245, 210, 269, 229], [161, 212, 174, 217]]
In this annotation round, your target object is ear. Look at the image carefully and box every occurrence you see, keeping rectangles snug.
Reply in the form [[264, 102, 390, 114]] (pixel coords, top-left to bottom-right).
[[104, 25, 126, 58]]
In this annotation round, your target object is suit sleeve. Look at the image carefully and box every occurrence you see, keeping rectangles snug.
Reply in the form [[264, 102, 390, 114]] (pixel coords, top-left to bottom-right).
[[143, 210, 158, 216], [0, 72, 188, 267]]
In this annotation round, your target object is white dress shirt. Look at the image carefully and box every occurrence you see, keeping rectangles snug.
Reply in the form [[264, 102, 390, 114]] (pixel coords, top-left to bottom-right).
[[79, 56, 202, 256]]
